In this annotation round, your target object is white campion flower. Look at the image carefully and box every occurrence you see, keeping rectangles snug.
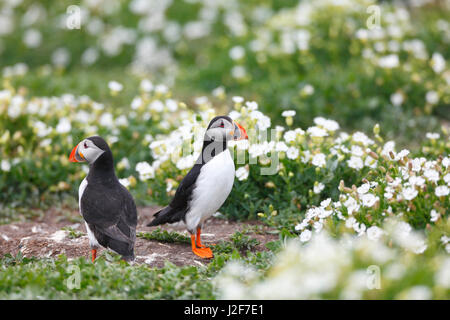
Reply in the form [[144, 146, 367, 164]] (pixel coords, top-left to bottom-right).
[[403, 286, 432, 300], [301, 150, 311, 164], [344, 197, 360, 215], [283, 130, 296, 143], [430, 52, 445, 73], [34, 121, 52, 137], [395, 149, 410, 161], [245, 101, 258, 110], [424, 169, 439, 183], [295, 221, 309, 231], [135, 161, 155, 180], [229, 46, 245, 60], [364, 155, 377, 168], [444, 173, 450, 185], [312, 153, 326, 168], [8, 96, 23, 119], [390, 92, 404, 106], [140, 79, 154, 92], [149, 100, 164, 112], [117, 157, 130, 170], [435, 185, 449, 197], [352, 132, 374, 146], [307, 126, 328, 137], [232, 96, 244, 104], [275, 141, 288, 152], [281, 110, 296, 117], [425, 132, 440, 139], [391, 220, 428, 254], [51, 47, 70, 67], [301, 84, 314, 95], [56, 118, 71, 134], [299, 229, 312, 242], [313, 117, 339, 131], [409, 176, 425, 187], [347, 156, 364, 170], [235, 166, 249, 181], [1, 160, 11, 172], [99, 113, 114, 128], [382, 141, 396, 157], [131, 97, 142, 110], [366, 226, 384, 241], [286, 147, 299, 160], [402, 187, 418, 201], [425, 91, 439, 105], [361, 193, 379, 208], [378, 54, 399, 68], [108, 81, 123, 92], [351, 145, 364, 157], [81, 47, 99, 65], [430, 210, 440, 222], [23, 28, 42, 48], [155, 84, 168, 94], [228, 110, 241, 120], [357, 183, 370, 195], [165, 99, 178, 112], [313, 183, 325, 194]]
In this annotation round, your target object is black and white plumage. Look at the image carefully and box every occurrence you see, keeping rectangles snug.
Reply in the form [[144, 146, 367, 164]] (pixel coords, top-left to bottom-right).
[[70, 136, 137, 262], [147, 116, 248, 258]]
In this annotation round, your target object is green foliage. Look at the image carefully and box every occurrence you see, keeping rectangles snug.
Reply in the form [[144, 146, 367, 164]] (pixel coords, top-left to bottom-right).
[[137, 228, 190, 244]]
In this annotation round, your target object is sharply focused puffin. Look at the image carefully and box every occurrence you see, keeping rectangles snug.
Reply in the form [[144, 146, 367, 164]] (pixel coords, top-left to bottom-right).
[[147, 116, 248, 258], [69, 136, 137, 262]]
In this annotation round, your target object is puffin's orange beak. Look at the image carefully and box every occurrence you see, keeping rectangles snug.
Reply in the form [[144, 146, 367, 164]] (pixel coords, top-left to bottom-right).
[[234, 121, 248, 140], [69, 144, 85, 163]]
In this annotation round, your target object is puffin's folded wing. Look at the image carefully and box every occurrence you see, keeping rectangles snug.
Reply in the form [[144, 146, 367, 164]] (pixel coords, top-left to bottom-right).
[[81, 184, 137, 241], [100, 222, 135, 245], [169, 164, 202, 210]]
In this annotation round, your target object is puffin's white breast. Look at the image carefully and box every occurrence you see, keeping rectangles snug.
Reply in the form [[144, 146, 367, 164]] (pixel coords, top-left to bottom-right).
[[78, 177, 88, 211], [78, 177, 100, 248], [185, 149, 235, 231]]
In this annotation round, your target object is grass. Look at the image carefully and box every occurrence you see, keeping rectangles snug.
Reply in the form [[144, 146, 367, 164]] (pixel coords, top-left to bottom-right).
[[137, 228, 190, 244], [0, 232, 274, 299]]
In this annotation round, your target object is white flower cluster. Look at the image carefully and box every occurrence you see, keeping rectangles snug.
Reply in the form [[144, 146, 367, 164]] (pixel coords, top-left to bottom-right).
[[215, 222, 449, 299]]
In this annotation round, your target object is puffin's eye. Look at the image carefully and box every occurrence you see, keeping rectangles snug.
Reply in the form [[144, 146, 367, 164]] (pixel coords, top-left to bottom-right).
[[84, 142, 88, 149], [219, 121, 224, 128]]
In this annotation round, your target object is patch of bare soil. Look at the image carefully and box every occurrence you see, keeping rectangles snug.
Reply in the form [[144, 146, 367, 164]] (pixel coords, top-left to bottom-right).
[[0, 207, 277, 268]]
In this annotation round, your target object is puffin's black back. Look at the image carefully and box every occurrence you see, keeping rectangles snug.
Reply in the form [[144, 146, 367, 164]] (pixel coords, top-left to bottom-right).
[[81, 136, 138, 260]]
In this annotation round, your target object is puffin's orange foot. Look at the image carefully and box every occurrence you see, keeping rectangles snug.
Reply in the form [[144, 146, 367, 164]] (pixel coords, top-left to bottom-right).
[[91, 249, 97, 263], [193, 247, 213, 259]]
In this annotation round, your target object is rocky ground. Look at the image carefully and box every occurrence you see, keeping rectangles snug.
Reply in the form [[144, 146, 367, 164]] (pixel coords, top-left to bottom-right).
[[0, 207, 276, 267]]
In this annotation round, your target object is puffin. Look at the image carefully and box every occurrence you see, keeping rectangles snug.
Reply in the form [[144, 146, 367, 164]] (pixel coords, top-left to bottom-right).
[[147, 116, 248, 259], [69, 136, 137, 262]]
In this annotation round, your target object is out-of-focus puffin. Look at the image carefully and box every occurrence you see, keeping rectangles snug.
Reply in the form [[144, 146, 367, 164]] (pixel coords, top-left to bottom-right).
[[147, 116, 248, 258], [69, 136, 137, 262]]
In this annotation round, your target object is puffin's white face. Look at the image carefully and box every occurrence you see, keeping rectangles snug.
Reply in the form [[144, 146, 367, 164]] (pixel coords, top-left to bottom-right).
[[69, 138, 105, 164], [206, 117, 235, 142], [205, 117, 248, 142]]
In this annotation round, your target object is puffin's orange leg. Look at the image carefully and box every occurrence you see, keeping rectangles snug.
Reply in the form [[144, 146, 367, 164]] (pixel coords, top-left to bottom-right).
[[191, 234, 213, 259], [91, 249, 97, 263], [196, 227, 205, 248]]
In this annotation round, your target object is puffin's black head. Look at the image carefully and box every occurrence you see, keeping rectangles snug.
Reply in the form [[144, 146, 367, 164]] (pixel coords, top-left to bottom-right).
[[205, 116, 248, 142], [69, 136, 111, 165]]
